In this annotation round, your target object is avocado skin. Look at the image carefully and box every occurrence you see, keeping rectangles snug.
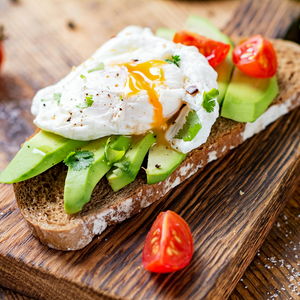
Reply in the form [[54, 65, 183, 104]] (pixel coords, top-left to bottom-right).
[[64, 136, 131, 214], [0, 131, 88, 184], [107, 133, 156, 192], [221, 70, 279, 123], [147, 144, 186, 185]]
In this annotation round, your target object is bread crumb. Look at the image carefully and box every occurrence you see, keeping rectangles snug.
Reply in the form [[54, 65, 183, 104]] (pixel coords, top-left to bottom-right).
[[239, 190, 245, 195]]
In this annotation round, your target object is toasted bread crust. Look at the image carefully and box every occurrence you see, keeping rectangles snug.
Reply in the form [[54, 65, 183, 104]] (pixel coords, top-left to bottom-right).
[[14, 39, 300, 250]]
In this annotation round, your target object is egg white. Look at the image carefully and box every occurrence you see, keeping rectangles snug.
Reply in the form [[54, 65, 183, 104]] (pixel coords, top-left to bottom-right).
[[31, 26, 219, 153]]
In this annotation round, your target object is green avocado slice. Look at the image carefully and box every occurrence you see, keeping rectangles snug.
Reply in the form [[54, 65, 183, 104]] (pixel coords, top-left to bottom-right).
[[147, 144, 186, 185], [0, 130, 88, 184], [221, 70, 279, 122], [184, 15, 232, 45], [155, 28, 176, 41], [64, 135, 131, 214], [107, 133, 156, 192]]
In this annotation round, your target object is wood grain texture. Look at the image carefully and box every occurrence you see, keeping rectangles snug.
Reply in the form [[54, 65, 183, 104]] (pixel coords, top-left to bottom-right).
[[223, 0, 300, 38], [0, 286, 31, 300], [0, 0, 300, 300], [230, 185, 300, 300], [3, 186, 300, 300]]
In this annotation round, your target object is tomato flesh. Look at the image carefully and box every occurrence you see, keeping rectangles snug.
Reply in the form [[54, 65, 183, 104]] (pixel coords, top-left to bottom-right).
[[232, 35, 277, 78], [173, 30, 230, 68], [142, 210, 193, 273]]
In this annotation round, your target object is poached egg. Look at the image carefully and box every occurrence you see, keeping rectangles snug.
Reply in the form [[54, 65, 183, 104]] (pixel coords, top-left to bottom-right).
[[31, 26, 219, 153]]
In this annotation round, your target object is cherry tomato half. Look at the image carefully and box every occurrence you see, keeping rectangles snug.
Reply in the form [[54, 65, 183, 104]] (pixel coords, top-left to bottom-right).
[[232, 35, 277, 78], [173, 30, 230, 68], [142, 210, 193, 273]]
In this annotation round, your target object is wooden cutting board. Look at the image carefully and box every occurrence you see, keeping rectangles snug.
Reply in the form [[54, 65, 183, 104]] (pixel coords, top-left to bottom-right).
[[1, 1, 300, 300]]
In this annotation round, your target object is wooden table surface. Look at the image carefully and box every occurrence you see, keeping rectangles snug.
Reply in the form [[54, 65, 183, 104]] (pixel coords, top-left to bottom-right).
[[0, 0, 300, 299]]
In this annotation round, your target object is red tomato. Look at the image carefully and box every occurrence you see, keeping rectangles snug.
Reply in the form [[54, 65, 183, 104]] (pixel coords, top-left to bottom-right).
[[232, 35, 277, 78], [142, 210, 193, 273], [173, 30, 230, 68]]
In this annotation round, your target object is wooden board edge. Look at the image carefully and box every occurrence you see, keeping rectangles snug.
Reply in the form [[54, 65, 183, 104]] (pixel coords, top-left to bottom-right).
[[0, 254, 115, 300]]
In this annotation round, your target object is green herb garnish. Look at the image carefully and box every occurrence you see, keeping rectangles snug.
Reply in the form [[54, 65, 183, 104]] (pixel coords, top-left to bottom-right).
[[80, 74, 86, 79], [119, 95, 123, 101], [41, 93, 62, 106], [54, 93, 62, 106], [165, 55, 181, 67], [63, 150, 94, 171], [76, 95, 94, 109], [174, 110, 202, 142], [88, 63, 104, 73], [202, 88, 219, 113]]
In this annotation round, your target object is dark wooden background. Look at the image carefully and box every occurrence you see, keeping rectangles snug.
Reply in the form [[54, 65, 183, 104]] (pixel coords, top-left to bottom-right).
[[0, 0, 300, 299]]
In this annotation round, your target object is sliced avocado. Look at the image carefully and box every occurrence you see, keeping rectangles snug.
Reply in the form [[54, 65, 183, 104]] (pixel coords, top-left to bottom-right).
[[147, 144, 186, 185], [184, 15, 235, 105], [214, 59, 234, 106], [155, 28, 176, 41], [64, 135, 131, 214], [107, 133, 156, 191], [184, 15, 233, 45], [0, 131, 88, 184], [221, 70, 279, 122]]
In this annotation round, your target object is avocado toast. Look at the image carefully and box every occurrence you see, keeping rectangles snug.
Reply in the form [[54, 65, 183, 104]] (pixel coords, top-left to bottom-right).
[[11, 37, 300, 250], [0, 13, 299, 250]]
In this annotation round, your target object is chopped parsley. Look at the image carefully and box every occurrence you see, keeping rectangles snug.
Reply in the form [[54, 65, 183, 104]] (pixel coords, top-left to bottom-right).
[[63, 150, 94, 171], [88, 62, 104, 73], [104, 138, 126, 166], [174, 110, 202, 142], [80, 74, 86, 79], [202, 88, 219, 113], [76, 95, 94, 109], [119, 95, 123, 101], [165, 55, 181, 67], [41, 93, 62, 106]]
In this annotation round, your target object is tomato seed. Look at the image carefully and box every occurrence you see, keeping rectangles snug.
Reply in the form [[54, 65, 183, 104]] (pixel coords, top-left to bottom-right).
[[174, 235, 182, 243], [151, 237, 159, 244], [172, 229, 177, 236], [169, 241, 175, 249], [172, 249, 179, 256], [166, 247, 173, 256], [153, 229, 160, 236], [152, 245, 159, 255]]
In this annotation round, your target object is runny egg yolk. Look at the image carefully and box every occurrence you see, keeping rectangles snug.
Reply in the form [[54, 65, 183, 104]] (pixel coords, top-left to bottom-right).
[[121, 60, 171, 145]]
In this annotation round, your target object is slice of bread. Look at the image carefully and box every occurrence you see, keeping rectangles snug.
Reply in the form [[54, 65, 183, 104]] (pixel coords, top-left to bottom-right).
[[14, 39, 300, 250]]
